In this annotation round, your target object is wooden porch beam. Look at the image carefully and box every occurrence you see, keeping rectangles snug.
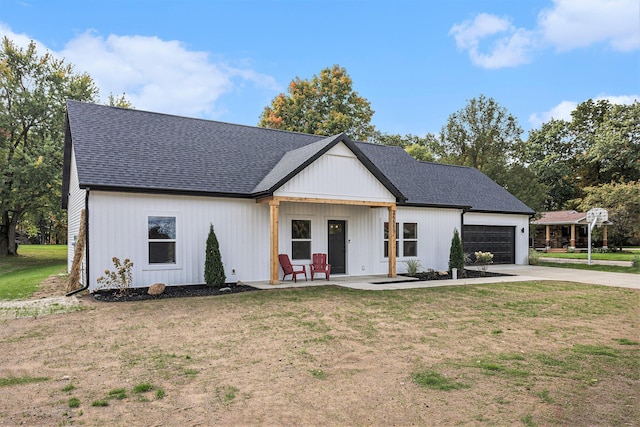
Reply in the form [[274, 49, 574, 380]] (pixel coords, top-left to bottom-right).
[[257, 195, 395, 208], [269, 199, 280, 285], [388, 205, 397, 277]]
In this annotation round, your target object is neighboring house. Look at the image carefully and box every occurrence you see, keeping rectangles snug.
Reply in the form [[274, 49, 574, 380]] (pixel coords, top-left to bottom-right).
[[62, 101, 534, 291], [531, 210, 609, 251]]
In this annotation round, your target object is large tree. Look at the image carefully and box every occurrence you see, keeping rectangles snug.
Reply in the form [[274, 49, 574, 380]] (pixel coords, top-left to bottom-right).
[[436, 94, 546, 210], [572, 181, 640, 250], [438, 94, 523, 181], [524, 99, 639, 211], [0, 37, 98, 256], [258, 65, 375, 140]]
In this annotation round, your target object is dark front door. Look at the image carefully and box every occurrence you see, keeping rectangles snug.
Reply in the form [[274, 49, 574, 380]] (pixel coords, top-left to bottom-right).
[[328, 220, 346, 274]]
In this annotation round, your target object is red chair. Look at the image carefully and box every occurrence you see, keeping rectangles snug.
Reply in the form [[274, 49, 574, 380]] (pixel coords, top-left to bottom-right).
[[278, 254, 307, 282], [310, 253, 331, 280]]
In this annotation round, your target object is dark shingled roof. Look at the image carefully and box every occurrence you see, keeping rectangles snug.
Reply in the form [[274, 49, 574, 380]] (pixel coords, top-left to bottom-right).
[[63, 100, 534, 215]]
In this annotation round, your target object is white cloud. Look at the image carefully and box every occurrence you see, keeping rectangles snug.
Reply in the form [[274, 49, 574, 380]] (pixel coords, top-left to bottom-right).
[[0, 24, 280, 119], [449, 14, 536, 69], [538, 0, 640, 52], [529, 94, 639, 128], [451, 0, 639, 69], [529, 101, 578, 127]]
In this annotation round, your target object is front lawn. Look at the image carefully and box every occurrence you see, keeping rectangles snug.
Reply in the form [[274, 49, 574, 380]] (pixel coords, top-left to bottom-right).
[[0, 245, 67, 300], [538, 251, 637, 261]]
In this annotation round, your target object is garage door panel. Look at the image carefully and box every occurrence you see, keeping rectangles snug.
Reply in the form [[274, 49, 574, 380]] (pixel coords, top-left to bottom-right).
[[463, 225, 515, 264]]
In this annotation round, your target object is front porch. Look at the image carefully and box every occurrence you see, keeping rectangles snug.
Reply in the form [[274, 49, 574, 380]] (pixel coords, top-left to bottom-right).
[[245, 274, 418, 290], [531, 210, 608, 251]]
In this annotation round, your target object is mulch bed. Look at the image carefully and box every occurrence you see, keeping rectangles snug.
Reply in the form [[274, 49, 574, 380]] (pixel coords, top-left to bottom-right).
[[94, 269, 512, 302], [93, 283, 259, 302], [406, 268, 511, 281]]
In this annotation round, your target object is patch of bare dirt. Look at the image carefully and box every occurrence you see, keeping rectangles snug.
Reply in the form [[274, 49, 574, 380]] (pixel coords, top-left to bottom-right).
[[0, 278, 638, 426]]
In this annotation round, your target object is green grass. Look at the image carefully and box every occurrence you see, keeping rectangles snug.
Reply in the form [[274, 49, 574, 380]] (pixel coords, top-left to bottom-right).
[[133, 383, 154, 393], [68, 397, 80, 408], [411, 370, 470, 391], [539, 261, 640, 274], [538, 251, 636, 261], [0, 376, 49, 387], [0, 245, 67, 300]]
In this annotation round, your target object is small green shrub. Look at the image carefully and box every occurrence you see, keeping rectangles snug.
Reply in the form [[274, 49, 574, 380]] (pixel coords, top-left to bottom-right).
[[204, 224, 226, 287], [404, 259, 421, 276], [475, 251, 494, 274], [448, 228, 464, 273], [528, 248, 540, 265]]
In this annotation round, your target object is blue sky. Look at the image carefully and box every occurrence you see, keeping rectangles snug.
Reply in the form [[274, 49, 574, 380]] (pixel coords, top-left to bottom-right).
[[1, 0, 638, 138]]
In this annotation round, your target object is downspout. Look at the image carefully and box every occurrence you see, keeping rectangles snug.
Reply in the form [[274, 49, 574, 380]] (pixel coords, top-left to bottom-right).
[[460, 208, 467, 263], [66, 188, 90, 296]]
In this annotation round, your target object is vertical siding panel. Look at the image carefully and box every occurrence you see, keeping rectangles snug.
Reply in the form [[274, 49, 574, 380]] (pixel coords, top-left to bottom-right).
[[66, 147, 86, 278]]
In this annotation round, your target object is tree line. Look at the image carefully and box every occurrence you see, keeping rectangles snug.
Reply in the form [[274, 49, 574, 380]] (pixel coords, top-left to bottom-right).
[[1, 40, 638, 256]]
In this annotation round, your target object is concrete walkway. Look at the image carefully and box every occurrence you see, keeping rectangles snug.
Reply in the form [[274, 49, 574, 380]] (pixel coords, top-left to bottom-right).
[[248, 265, 639, 291]]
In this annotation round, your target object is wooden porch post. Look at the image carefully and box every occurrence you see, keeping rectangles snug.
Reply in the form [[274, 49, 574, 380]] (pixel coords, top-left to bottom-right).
[[570, 224, 576, 249], [269, 199, 280, 285], [602, 224, 608, 249], [545, 225, 550, 250], [388, 205, 397, 277]]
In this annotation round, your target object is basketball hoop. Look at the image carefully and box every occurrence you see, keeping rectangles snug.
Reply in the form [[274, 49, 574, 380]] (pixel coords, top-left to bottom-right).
[[586, 207, 608, 226], [586, 207, 608, 265]]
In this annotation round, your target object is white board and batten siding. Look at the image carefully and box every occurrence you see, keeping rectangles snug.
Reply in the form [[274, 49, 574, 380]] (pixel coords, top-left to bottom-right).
[[88, 191, 272, 291], [66, 147, 87, 279], [464, 212, 531, 264], [275, 143, 396, 204]]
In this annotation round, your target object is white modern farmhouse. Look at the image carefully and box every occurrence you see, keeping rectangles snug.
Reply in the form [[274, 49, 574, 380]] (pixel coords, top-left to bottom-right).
[[62, 101, 534, 291]]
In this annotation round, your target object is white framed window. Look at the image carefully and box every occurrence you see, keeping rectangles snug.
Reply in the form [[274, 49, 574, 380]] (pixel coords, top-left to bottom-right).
[[148, 216, 176, 264], [384, 221, 418, 258], [403, 222, 418, 257], [291, 219, 311, 260]]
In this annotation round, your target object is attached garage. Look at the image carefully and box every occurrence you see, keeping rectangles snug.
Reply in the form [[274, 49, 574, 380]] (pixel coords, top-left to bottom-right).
[[463, 225, 515, 264]]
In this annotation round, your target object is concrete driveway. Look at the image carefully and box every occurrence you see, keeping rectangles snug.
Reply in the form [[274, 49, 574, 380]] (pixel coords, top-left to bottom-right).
[[251, 265, 639, 291], [488, 264, 639, 290]]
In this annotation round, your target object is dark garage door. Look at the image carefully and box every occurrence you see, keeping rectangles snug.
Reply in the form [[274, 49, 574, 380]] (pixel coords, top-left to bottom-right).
[[463, 225, 515, 264]]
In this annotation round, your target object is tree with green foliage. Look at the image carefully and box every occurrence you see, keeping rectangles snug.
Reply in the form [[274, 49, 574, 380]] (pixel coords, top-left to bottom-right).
[[107, 92, 134, 108], [439, 94, 523, 181], [524, 99, 639, 211], [0, 37, 98, 256], [523, 119, 581, 210], [572, 181, 640, 250], [258, 65, 375, 140], [370, 131, 438, 161], [204, 224, 226, 287], [448, 228, 465, 274]]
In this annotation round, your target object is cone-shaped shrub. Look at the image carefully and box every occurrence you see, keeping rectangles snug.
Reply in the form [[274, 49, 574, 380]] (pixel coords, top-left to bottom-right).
[[448, 228, 464, 274], [205, 224, 226, 287]]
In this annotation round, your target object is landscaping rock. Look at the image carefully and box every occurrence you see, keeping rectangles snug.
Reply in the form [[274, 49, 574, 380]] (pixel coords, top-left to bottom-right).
[[438, 271, 448, 276], [148, 283, 166, 296], [220, 287, 232, 292]]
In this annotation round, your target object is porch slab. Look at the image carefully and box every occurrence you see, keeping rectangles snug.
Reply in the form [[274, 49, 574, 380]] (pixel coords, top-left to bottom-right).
[[244, 274, 419, 290]]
